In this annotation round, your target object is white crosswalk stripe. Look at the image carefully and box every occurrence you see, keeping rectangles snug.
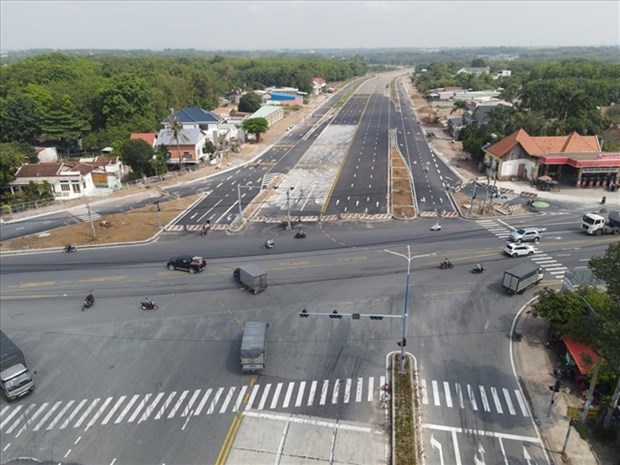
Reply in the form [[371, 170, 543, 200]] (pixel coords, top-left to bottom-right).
[[418, 379, 531, 417], [69, 206, 102, 222], [1, 376, 384, 437]]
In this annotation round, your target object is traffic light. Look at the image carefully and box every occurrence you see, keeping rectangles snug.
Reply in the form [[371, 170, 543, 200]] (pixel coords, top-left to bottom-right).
[[330, 310, 342, 319], [300, 309, 309, 318], [370, 315, 384, 320], [397, 338, 407, 347], [352, 313, 360, 320]]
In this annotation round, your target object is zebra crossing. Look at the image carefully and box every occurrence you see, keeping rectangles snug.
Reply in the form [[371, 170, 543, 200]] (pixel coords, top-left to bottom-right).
[[475, 219, 567, 279], [0, 375, 385, 437], [419, 379, 530, 417], [68, 205, 101, 222]]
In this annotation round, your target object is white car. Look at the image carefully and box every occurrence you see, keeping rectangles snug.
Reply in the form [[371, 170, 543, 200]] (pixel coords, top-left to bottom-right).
[[504, 243, 535, 258]]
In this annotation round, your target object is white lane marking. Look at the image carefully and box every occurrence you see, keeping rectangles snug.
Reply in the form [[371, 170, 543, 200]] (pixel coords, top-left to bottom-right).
[[282, 382, 295, 409], [503, 388, 516, 415], [332, 379, 340, 404], [219, 387, 236, 414], [194, 389, 213, 416], [432, 380, 440, 406], [423, 423, 542, 442], [320, 380, 329, 406], [101, 397, 126, 425], [514, 389, 529, 417], [367, 377, 374, 402], [344, 379, 352, 404], [245, 385, 259, 411], [128, 394, 151, 423], [356, 378, 363, 403], [60, 399, 87, 430], [0, 406, 23, 430], [33, 401, 62, 432], [6, 404, 36, 434], [295, 382, 306, 408], [491, 387, 503, 414], [232, 386, 247, 413], [155, 392, 177, 420], [479, 386, 491, 412], [139, 392, 165, 423], [168, 390, 189, 419], [308, 381, 317, 407], [270, 383, 283, 410], [115, 395, 139, 424], [85, 397, 113, 430], [15, 403, 48, 437], [467, 384, 478, 411], [244, 411, 371, 432], [257, 384, 271, 411], [207, 387, 224, 415], [444, 381, 453, 408]]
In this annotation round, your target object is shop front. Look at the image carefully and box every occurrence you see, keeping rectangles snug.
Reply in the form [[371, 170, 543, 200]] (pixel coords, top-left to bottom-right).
[[537, 152, 620, 190]]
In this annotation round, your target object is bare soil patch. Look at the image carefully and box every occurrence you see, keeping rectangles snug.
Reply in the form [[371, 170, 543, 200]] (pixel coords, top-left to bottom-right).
[[391, 145, 415, 219]]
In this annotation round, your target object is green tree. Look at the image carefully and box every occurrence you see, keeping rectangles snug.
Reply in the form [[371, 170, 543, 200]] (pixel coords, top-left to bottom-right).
[[450, 100, 468, 115], [0, 142, 36, 191], [241, 117, 269, 143], [0, 93, 40, 143], [238, 92, 262, 113], [40, 94, 90, 153], [120, 139, 155, 177], [97, 74, 154, 127], [152, 144, 170, 176]]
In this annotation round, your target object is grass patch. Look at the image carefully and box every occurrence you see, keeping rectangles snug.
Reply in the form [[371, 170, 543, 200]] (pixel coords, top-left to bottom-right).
[[394, 355, 417, 465]]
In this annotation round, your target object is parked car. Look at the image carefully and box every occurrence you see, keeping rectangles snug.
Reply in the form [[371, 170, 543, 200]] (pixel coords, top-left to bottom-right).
[[504, 243, 535, 258], [166, 256, 207, 273], [507, 228, 541, 243]]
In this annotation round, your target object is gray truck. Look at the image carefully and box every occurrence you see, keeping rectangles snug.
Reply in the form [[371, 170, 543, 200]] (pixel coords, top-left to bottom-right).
[[502, 262, 545, 295], [581, 210, 620, 236], [0, 330, 35, 401], [240, 321, 269, 373], [233, 264, 268, 294]]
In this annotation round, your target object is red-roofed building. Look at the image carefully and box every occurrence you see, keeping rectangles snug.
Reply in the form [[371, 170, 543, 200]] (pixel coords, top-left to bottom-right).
[[130, 133, 158, 147], [9, 157, 124, 199], [483, 129, 619, 188]]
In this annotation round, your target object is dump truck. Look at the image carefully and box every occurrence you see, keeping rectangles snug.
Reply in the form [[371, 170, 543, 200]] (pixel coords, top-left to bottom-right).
[[233, 264, 267, 294], [240, 321, 268, 373], [581, 210, 620, 236], [0, 330, 35, 401], [502, 262, 545, 295]]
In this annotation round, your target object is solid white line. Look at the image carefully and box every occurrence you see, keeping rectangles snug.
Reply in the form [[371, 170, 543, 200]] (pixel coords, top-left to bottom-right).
[[0, 406, 22, 430], [128, 394, 151, 423], [85, 397, 113, 430], [207, 387, 224, 414], [155, 392, 176, 420], [194, 389, 213, 416], [491, 387, 503, 414], [308, 380, 317, 407], [355, 378, 362, 403], [74, 398, 100, 428], [168, 390, 189, 419], [479, 386, 490, 412], [432, 380, 440, 406], [422, 423, 542, 442], [139, 392, 164, 423], [219, 387, 236, 414], [332, 379, 340, 404], [452, 429, 463, 465], [60, 399, 87, 429], [257, 384, 271, 411], [420, 379, 428, 405], [444, 381, 453, 408], [514, 390, 530, 417], [232, 386, 247, 413], [320, 380, 329, 406], [243, 411, 371, 432], [33, 401, 62, 432], [15, 403, 48, 437], [467, 384, 478, 411], [182, 390, 201, 417], [503, 388, 516, 415], [344, 379, 352, 404], [115, 395, 138, 424], [282, 382, 295, 409], [101, 397, 125, 425], [271, 383, 283, 410], [245, 386, 259, 411], [367, 377, 374, 402], [295, 381, 306, 408]]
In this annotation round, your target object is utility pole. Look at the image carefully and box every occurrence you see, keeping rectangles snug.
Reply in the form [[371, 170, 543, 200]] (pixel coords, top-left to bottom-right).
[[154, 200, 161, 229], [286, 187, 294, 230], [86, 200, 96, 239], [469, 182, 477, 217]]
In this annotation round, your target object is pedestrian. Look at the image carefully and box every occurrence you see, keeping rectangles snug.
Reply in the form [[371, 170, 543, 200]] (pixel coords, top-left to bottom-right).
[[601, 196, 606, 205]]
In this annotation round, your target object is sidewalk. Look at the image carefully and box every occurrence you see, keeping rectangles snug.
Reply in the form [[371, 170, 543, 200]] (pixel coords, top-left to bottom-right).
[[514, 308, 616, 465]]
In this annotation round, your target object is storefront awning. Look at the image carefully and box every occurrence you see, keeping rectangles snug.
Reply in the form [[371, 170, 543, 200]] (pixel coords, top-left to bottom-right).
[[561, 336, 599, 375]]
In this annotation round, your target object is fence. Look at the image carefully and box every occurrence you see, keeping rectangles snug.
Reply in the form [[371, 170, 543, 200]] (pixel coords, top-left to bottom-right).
[[1, 198, 56, 218]]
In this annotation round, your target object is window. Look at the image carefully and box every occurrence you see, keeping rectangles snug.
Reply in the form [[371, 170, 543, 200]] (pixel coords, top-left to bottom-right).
[[60, 183, 70, 192]]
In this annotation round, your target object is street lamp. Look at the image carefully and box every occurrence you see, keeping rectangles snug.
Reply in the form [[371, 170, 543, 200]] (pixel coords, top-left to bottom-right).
[[384, 246, 436, 374]]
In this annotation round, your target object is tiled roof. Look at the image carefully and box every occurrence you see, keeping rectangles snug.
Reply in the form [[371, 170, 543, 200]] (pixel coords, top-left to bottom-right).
[[15, 163, 64, 177], [486, 129, 600, 159], [163, 107, 220, 125], [130, 133, 157, 145]]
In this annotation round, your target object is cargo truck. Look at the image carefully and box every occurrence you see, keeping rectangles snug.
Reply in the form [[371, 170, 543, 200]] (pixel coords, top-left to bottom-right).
[[233, 264, 268, 294], [502, 263, 545, 295], [581, 210, 620, 236], [0, 330, 35, 401], [240, 321, 268, 373]]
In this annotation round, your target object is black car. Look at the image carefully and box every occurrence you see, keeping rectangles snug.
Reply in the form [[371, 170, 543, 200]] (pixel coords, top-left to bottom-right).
[[166, 255, 207, 274]]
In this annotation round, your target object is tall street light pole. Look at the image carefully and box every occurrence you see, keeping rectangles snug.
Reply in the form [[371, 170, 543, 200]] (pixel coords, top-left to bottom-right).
[[384, 246, 436, 374]]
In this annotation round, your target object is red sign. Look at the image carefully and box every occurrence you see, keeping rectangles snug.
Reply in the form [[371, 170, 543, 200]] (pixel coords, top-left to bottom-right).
[[598, 153, 620, 160]]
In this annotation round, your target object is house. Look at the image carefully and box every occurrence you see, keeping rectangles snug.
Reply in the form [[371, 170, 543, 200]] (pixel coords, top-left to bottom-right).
[[456, 67, 490, 75], [267, 93, 304, 106], [447, 117, 465, 140], [469, 101, 513, 125], [130, 133, 158, 147], [9, 157, 124, 199], [494, 70, 512, 79], [250, 106, 284, 127], [156, 107, 222, 165], [312, 77, 326, 96], [482, 129, 620, 188]]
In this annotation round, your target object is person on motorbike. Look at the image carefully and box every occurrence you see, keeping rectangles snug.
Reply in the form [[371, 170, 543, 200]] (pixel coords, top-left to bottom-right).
[[85, 292, 95, 305], [296, 229, 306, 238], [65, 243, 75, 252], [143, 296, 153, 308], [266, 238, 274, 248], [442, 257, 451, 268], [474, 263, 484, 272]]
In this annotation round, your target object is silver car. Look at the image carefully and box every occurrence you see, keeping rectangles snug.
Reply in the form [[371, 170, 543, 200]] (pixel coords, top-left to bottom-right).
[[508, 228, 541, 243]]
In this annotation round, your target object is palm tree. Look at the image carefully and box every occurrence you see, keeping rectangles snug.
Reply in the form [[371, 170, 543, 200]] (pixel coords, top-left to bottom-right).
[[450, 100, 468, 115], [168, 108, 185, 168]]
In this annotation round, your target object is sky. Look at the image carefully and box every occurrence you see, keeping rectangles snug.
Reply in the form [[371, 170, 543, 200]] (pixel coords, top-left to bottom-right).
[[1, 1, 619, 52]]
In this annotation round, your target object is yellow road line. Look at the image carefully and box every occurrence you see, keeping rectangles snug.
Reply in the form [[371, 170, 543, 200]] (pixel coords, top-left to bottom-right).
[[19, 281, 55, 288]]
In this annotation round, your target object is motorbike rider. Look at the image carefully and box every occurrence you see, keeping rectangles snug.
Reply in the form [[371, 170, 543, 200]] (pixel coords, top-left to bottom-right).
[[266, 237, 274, 248], [474, 263, 484, 272], [82, 292, 94, 311], [143, 296, 153, 308], [442, 257, 451, 268], [65, 243, 75, 252], [296, 229, 305, 238]]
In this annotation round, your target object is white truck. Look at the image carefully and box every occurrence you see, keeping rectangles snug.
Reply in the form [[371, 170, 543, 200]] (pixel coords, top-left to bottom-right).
[[0, 330, 35, 401], [502, 263, 545, 295], [240, 321, 268, 373], [581, 210, 620, 236], [233, 264, 268, 294]]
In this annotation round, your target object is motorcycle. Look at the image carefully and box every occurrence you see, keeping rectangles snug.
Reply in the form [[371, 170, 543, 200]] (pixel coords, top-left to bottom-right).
[[294, 231, 307, 239], [264, 240, 275, 249], [65, 245, 77, 253], [141, 300, 158, 310], [472, 265, 485, 274], [439, 261, 453, 270], [430, 222, 441, 231], [82, 296, 94, 311]]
